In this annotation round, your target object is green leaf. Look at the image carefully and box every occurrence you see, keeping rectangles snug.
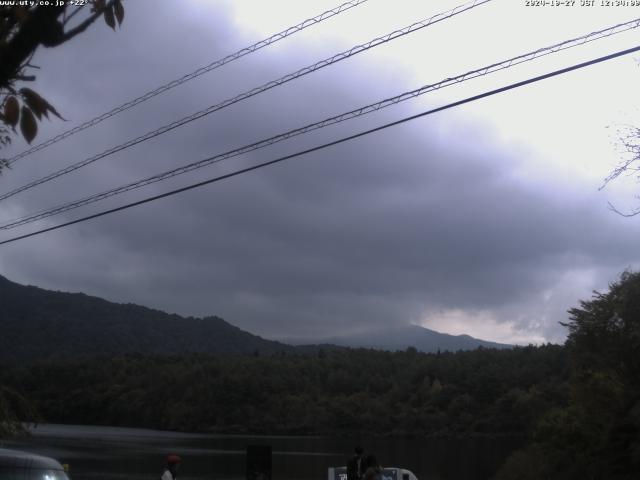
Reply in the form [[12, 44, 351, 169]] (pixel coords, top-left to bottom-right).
[[3, 96, 19, 127], [114, 0, 124, 25], [20, 88, 44, 120], [19, 88, 65, 121], [104, 5, 116, 30], [19, 106, 37, 144]]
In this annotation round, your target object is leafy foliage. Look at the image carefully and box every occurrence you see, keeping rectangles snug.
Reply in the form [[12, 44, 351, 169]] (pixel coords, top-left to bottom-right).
[[496, 271, 640, 480], [0, 345, 567, 437], [0, 1, 124, 152], [0, 386, 39, 438], [0, 273, 568, 440]]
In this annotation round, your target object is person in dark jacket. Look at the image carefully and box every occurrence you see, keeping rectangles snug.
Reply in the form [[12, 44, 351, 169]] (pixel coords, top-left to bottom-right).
[[346, 446, 365, 480], [161, 454, 181, 480], [362, 454, 382, 480]]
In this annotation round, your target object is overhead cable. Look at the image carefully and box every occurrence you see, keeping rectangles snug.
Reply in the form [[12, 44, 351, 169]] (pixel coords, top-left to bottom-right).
[[2, 18, 638, 231], [0, 0, 491, 202], [1, 43, 638, 246], [5, 0, 372, 165]]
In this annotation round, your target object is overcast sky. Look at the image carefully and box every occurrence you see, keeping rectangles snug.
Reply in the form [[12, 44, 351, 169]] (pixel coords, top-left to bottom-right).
[[1, 0, 640, 344]]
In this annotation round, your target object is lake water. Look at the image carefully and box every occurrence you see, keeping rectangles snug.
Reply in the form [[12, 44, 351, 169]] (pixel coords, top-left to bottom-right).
[[1, 424, 521, 480]]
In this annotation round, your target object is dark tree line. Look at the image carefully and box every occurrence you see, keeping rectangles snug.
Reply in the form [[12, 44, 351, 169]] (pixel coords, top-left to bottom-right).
[[0, 274, 297, 364], [495, 271, 640, 480], [1, 344, 567, 437]]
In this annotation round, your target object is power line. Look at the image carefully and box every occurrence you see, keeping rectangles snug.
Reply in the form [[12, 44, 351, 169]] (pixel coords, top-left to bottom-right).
[[4, 0, 372, 165], [2, 18, 638, 231], [0, 0, 491, 202], [2, 43, 638, 247]]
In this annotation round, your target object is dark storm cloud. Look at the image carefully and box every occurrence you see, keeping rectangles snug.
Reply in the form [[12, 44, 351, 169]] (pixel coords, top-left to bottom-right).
[[1, 0, 639, 343]]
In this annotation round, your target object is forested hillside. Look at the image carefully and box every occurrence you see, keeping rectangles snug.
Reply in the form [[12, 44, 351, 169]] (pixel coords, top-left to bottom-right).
[[0, 275, 509, 362], [1, 344, 567, 435], [3, 272, 638, 479], [0, 275, 295, 362], [495, 271, 640, 480]]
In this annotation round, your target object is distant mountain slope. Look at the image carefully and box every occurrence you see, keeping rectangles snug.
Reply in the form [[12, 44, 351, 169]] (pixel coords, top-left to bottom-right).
[[0, 275, 509, 364], [294, 324, 512, 352], [0, 275, 295, 363]]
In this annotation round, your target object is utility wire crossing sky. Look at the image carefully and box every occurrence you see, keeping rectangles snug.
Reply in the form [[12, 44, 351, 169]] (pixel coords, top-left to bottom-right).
[[0, 0, 491, 202], [5, 0, 372, 165], [1, 17, 638, 233], [2, 42, 639, 246]]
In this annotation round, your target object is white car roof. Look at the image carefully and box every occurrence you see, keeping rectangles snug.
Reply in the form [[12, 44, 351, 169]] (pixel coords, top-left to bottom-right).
[[0, 448, 65, 470]]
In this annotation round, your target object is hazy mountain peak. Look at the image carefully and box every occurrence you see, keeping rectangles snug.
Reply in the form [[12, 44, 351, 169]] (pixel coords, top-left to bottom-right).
[[292, 322, 511, 353], [0, 275, 509, 363]]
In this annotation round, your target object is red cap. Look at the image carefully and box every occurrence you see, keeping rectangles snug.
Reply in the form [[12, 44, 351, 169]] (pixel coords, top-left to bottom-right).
[[167, 455, 182, 465]]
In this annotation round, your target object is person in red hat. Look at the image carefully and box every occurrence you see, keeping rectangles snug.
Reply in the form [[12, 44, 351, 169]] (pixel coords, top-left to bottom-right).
[[161, 454, 182, 480]]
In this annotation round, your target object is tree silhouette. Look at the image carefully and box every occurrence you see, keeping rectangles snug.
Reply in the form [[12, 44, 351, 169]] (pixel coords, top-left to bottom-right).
[[0, 0, 124, 162]]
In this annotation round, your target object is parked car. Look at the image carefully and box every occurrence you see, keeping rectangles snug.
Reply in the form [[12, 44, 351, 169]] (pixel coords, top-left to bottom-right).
[[0, 448, 70, 480], [328, 465, 418, 480]]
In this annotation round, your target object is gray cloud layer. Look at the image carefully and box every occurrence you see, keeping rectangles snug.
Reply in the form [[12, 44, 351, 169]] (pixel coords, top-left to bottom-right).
[[1, 0, 639, 344]]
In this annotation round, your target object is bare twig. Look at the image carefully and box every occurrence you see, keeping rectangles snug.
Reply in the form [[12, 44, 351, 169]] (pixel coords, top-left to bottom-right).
[[601, 125, 640, 189], [607, 201, 640, 217]]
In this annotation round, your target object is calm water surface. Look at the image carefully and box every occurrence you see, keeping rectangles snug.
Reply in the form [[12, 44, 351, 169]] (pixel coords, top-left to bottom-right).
[[1, 424, 522, 480]]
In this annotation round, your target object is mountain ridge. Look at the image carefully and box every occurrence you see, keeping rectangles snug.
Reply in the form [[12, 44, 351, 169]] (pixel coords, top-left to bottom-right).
[[287, 323, 512, 353], [0, 274, 296, 363], [0, 275, 510, 363]]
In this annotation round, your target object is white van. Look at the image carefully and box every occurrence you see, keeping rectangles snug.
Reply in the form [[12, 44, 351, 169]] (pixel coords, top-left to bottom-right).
[[328, 466, 418, 480], [0, 448, 70, 480]]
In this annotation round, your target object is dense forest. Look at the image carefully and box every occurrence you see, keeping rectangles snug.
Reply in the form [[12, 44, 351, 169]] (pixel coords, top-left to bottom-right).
[[1, 271, 638, 479], [495, 271, 640, 479], [0, 344, 567, 436]]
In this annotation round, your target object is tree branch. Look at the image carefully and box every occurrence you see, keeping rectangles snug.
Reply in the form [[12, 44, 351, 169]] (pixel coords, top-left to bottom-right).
[[607, 201, 640, 217], [56, 0, 116, 45], [0, 6, 64, 88], [62, 5, 83, 27]]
